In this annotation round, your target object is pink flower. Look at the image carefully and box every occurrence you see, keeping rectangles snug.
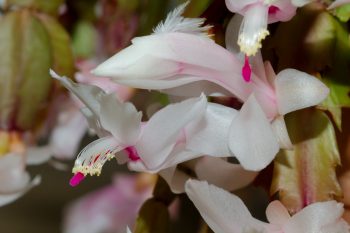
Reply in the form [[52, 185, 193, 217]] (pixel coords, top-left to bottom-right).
[[186, 180, 350, 233], [63, 174, 153, 233], [92, 5, 329, 121]]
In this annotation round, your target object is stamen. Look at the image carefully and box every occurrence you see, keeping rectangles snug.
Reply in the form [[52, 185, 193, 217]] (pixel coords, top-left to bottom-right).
[[70, 172, 86, 187], [71, 137, 124, 183], [242, 56, 252, 83], [125, 146, 140, 161]]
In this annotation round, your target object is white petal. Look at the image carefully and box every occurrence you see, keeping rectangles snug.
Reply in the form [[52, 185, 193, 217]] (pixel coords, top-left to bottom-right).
[[99, 94, 142, 145], [275, 69, 329, 115], [0, 176, 40, 207], [50, 70, 105, 116], [127, 227, 132, 233], [228, 95, 279, 171], [26, 145, 53, 165], [225, 14, 244, 55], [136, 95, 207, 169], [328, 0, 350, 9], [50, 110, 88, 160], [283, 201, 346, 233], [185, 103, 237, 157], [80, 107, 108, 137], [192, 156, 258, 191], [271, 116, 293, 150], [266, 201, 290, 227], [0, 153, 30, 193], [225, 0, 258, 12], [185, 180, 268, 233], [291, 0, 313, 7]]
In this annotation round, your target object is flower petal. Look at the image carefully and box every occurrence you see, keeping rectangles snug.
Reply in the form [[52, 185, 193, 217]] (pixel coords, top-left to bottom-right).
[[50, 109, 88, 159], [327, 0, 350, 9], [26, 146, 53, 165], [225, 14, 244, 55], [185, 180, 267, 233], [99, 93, 142, 146], [271, 116, 293, 150], [275, 69, 329, 115], [192, 156, 258, 191], [0, 153, 30, 193], [136, 95, 207, 169], [291, 0, 313, 7], [159, 166, 191, 194], [50, 70, 105, 116], [225, 0, 258, 12], [283, 201, 346, 233], [266, 201, 290, 227], [228, 95, 279, 171], [185, 103, 237, 157], [268, 0, 297, 23]]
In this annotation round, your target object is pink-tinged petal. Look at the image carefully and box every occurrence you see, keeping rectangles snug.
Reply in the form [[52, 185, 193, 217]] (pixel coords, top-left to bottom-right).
[[72, 136, 125, 177], [275, 69, 329, 115], [75, 60, 134, 101], [136, 95, 207, 170], [291, 0, 313, 7], [185, 103, 237, 157], [271, 116, 293, 150], [228, 95, 279, 171], [266, 201, 291, 227], [0, 176, 41, 207], [99, 94, 142, 146], [283, 201, 346, 233], [327, 0, 350, 9], [185, 180, 268, 233], [26, 146, 52, 165], [225, 0, 258, 13], [63, 175, 152, 233], [0, 153, 30, 193], [264, 61, 277, 87], [192, 156, 258, 191], [50, 109, 88, 160], [163, 81, 232, 97], [268, 0, 297, 23]]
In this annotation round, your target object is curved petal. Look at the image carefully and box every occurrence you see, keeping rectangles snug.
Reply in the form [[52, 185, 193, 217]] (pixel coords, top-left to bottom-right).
[[327, 0, 350, 9], [0, 153, 30, 193], [291, 0, 313, 7], [99, 94, 142, 146], [283, 201, 345, 233], [225, 14, 244, 55], [193, 156, 258, 191], [136, 95, 207, 169], [268, 0, 297, 23], [185, 103, 237, 157], [50, 70, 105, 116], [228, 95, 279, 171], [50, 109, 88, 160], [271, 116, 293, 150], [275, 69, 329, 115], [266, 201, 290, 227], [185, 180, 268, 233], [225, 0, 258, 13]]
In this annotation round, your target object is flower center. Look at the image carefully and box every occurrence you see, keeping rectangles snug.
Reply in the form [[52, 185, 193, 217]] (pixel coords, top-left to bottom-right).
[[125, 146, 140, 161]]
